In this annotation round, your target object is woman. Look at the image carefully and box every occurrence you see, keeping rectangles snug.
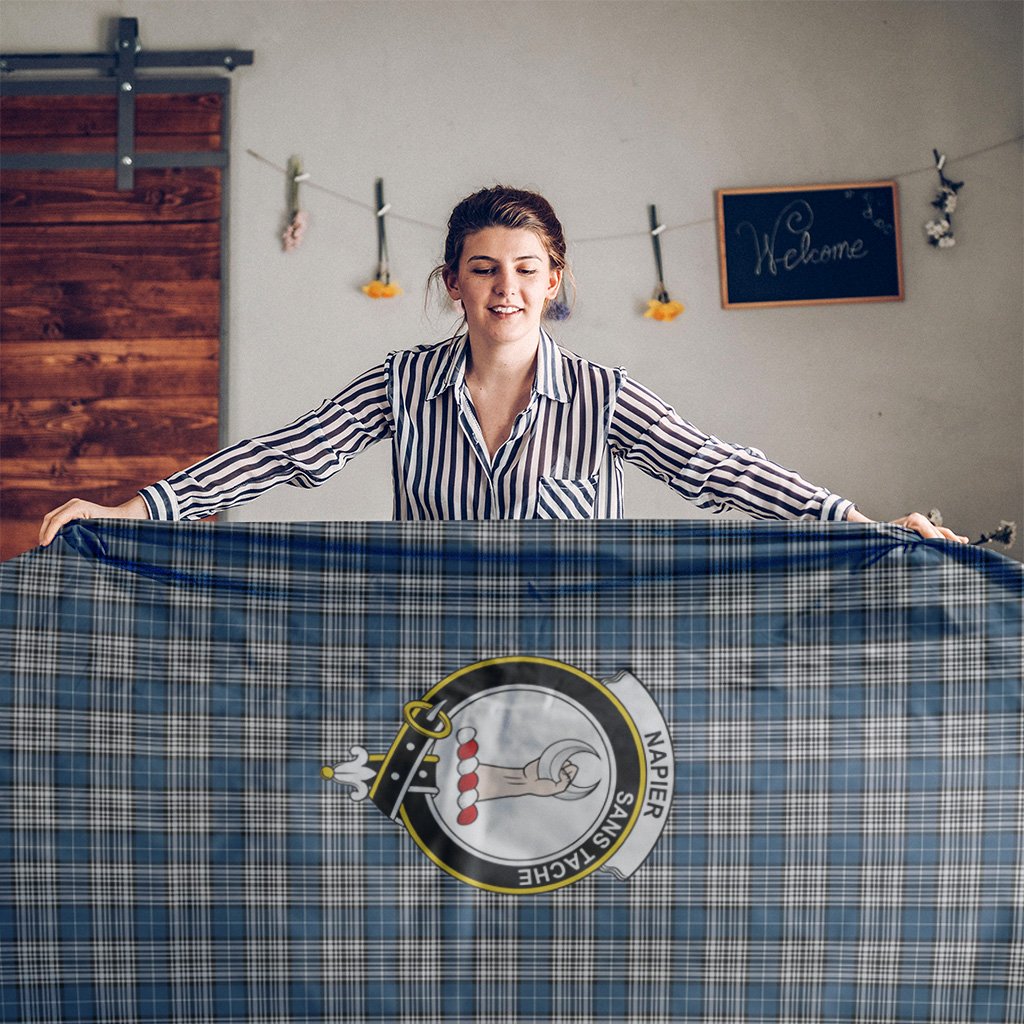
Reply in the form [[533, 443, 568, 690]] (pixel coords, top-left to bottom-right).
[[39, 186, 967, 545]]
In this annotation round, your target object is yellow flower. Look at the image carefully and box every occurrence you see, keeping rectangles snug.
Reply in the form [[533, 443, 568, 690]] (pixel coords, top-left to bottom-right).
[[361, 279, 402, 299], [644, 299, 684, 322]]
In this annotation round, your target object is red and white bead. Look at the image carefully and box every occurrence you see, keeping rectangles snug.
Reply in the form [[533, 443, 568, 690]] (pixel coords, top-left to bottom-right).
[[455, 727, 480, 826]]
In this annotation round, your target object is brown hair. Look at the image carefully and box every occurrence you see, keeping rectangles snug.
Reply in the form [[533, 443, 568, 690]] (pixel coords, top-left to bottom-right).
[[428, 185, 573, 320]]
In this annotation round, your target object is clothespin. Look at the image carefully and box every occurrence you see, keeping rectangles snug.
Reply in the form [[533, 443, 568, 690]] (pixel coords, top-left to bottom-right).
[[932, 149, 964, 192]]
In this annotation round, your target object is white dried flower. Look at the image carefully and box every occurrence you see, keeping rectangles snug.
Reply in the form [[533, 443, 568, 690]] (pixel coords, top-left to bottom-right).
[[927, 152, 963, 252], [976, 521, 1017, 548]]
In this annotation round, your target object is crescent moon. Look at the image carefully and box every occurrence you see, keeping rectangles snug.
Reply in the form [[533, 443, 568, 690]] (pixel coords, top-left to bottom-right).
[[537, 738, 601, 801]]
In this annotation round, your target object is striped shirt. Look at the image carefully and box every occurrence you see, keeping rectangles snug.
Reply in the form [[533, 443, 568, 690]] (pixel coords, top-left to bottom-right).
[[139, 331, 854, 522]]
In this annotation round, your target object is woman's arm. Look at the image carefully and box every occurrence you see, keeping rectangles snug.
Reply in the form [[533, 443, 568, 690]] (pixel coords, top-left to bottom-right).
[[609, 376, 968, 543], [609, 375, 853, 521], [139, 363, 393, 521], [38, 361, 394, 546]]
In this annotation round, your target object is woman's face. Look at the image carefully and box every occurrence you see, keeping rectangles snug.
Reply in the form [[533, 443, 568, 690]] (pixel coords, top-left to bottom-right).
[[445, 227, 561, 349]]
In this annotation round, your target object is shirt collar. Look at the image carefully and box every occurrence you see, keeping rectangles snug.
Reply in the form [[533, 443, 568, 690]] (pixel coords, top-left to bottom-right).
[[535, 328, 571, 403], [426, 329, 570, 403], [426, 335, 470, 400]]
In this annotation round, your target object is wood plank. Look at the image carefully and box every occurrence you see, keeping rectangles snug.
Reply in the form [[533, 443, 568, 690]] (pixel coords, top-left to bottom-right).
[[0, 134, 223, 154], [1, 396, 219, 458], [0, 94, 223, 137], [1, 168, 221, 224], [1, 222, 220, 284], [1, 339, 219, 398], [0, 94, 116, 138], [1, 279, 219, 340], [1, 455, 211, 522]]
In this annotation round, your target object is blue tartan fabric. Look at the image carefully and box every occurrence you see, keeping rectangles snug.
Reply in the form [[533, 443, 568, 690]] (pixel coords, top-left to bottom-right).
[[1, 519, 1022, 1024]]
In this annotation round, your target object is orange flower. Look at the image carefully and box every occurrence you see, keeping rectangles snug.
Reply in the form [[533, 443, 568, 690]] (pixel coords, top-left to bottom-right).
[[644, 299, 685, 322], [361, 279, 402, 299]]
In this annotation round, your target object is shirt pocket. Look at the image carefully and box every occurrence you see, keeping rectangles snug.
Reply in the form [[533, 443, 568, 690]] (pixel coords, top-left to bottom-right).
[[534, 475, 600, 519]]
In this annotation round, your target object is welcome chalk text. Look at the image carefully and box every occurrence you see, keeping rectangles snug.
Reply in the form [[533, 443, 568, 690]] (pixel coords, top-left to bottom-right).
[[736, 199, 868, 277]]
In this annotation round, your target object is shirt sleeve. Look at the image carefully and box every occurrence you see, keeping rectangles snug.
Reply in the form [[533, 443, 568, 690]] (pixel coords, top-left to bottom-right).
[[139, 361, 394, 520], [608, 374, 854, 522]]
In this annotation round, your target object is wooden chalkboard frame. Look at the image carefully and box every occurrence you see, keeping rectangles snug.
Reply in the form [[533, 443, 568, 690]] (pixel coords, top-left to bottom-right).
[[716, 181, 904, 309]]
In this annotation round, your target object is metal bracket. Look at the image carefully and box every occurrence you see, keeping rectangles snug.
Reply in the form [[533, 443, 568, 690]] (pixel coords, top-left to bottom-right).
[[1, 16, 254, 191], [116, 18, 140, 189]]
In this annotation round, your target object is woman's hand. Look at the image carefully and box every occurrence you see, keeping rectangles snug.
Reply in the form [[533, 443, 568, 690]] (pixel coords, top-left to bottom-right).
[[39, 494, 150, 548], [847, 508, 968, 543]]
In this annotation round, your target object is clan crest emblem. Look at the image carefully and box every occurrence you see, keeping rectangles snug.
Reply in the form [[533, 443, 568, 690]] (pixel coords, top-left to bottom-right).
[[322, 657, 674, 893]]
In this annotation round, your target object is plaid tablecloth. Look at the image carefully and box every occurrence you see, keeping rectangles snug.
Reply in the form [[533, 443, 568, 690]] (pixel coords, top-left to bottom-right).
[[1, 520, 1021, 1024]]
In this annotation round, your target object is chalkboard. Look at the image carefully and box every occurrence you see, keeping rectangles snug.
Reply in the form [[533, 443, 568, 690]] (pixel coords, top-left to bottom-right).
[[716, 181, 904, 309]]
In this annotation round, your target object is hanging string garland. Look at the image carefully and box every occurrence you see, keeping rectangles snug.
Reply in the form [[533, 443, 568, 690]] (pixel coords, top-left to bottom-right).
[[644, 205, 685, 323], [250, 133, 1021, 307], [362, 178, 402, 299], [924, 149, 964, 249]]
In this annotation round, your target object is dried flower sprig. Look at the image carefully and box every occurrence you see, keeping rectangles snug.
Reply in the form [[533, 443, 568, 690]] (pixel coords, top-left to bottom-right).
[[973, 521, 1017, 548], [932, 510, 1017, 548], [362, 177, 401, 299], [282, 156, 310, 252], [644, 204, 684, 323], [362, 279, 402, 299], [924, 150, 963, 249], [645, 298, 685, 322], [282, 210, 308, 252], [546, 276, 572, 321]]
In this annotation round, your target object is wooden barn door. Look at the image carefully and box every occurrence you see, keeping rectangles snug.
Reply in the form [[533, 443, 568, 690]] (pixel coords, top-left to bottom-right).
[[0, 95, 222, 559], [0, 22, 250, 560]]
